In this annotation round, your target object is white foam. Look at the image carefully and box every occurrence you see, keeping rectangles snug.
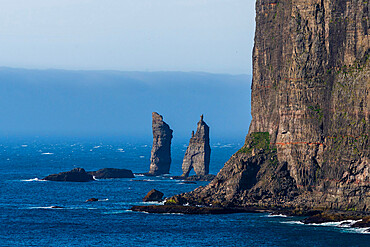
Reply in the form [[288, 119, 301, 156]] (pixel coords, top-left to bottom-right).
[[99, 198, 109, 202], [346, 227, 370, 234], [29, 206, 64, 209], [103, 210, 132, 215], [281, 221, 305, 225], [308, 220, 361, 227], [93, 146, 101, 149], [267, 214, 288, 218], [139, 156, 145, 158], [21, 145, 28, 147], [41, 152, 54, 155], [21, 178, 45, 182], [140, 201, 165, 205], [282, 219, 370, 234]]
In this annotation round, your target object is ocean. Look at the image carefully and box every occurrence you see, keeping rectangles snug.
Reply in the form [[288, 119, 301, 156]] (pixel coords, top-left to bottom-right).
[[0, 137, 369, 246]]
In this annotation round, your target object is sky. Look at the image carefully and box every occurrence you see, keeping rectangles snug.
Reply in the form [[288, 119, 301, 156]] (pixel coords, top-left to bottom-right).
[[0, 0, 255, 74]]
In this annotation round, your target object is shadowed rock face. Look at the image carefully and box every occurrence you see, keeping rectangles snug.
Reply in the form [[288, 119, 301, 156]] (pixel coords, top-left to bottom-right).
[[88, 168, 134, 179], [143, 189, 164, 202], [148, 112, 173, 175], [182, 115, 211, 177], [43, 168, 94, 182], [167, 0, 369, 212]]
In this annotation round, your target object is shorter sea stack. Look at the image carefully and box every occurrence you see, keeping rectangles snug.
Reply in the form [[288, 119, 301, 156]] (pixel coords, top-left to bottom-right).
[[89, 168, 134, 179], [148, 112, 173, 175], [181, 115, 211, 177], [43, 168, 94, 182]]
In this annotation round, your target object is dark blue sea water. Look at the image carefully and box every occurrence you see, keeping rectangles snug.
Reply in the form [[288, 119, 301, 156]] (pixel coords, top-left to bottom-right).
[[1, 137, 369, 246]]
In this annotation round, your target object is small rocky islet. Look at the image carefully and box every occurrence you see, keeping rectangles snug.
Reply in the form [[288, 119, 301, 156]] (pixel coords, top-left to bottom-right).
[[43, 167, 134, 182]]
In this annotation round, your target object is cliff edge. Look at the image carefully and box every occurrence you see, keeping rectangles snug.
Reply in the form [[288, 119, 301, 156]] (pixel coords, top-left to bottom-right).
[[167, 0, 369, 212]]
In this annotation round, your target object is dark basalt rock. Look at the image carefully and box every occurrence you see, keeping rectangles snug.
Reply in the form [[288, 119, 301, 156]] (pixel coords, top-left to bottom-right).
[[130, 205, 262, 215], [89, 168, 134, 179], [301, 211, 370, 227], [165, 0, 369, 214], [181, 181, 197, 184], [143, 189, 164, 202], [43, 168, 94, 182], [351, 216, 370, 228], [181, 115, 211, 177], [86, 198, 99, 202], [148, 112, 173, 175], [51, 206, 64, 209]]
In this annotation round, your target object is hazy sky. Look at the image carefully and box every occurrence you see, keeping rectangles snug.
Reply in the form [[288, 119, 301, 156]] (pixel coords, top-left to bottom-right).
[[0, 0, 255, 74]]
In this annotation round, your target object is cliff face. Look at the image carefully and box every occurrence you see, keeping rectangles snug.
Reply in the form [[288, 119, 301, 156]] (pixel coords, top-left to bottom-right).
[[148, 112, 173, 175], [169, 0, 369, 211], [181, 115, 211, 177]]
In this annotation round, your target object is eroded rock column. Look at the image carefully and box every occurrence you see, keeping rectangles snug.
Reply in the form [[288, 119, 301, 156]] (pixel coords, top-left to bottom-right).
[[148, 112, 173, 175], [182, 115, 211, 177]]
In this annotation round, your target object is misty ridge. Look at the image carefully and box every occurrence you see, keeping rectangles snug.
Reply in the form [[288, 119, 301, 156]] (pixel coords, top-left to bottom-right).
[[0, 67, 251, 141]]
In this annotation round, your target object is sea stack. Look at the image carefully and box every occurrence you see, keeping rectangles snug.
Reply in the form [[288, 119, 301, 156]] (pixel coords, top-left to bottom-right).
[[181, 115, 211, 177], [148, 112, 173, 175]]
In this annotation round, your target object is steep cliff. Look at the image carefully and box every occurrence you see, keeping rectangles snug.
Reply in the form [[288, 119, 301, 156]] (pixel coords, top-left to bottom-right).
[[181, 115, 211, 177], [148, 112, 173, 175], [168, 0, 369, 212]]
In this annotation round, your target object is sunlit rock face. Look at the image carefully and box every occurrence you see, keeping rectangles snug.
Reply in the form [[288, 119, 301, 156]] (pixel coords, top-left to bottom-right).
[[181, 115, 211, 177], [148, 112, 173, 175], [168, 0, 369, 211]]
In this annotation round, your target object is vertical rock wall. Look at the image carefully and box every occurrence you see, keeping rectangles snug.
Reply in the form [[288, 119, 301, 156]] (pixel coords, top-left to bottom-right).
[[169, 0, 369, 211], [148, 112, 173, 175], [182, 115, 211, 177], [250, 0, 369, 209]]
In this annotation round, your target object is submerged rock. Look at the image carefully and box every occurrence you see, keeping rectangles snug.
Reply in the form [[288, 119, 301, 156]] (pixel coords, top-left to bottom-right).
[[143, 189, 164, 202], [86, 198, 99, 202], [43, 168, 94, 182], [181, 115, 211, 177], [148, 112, 173, 175], [89, 168, 134, 179]]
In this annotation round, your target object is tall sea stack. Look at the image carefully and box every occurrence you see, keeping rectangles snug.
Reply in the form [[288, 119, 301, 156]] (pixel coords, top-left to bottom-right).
[[148, 112, 173, 175], [182, 115, 211, 177], [168, 0, 369, 211]]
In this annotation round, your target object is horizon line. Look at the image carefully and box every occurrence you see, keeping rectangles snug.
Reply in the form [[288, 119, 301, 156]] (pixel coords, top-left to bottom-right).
[[0, 66, 251, 77]]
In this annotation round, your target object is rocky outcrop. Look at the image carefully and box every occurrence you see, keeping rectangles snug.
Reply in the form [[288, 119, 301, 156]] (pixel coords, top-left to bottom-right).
[[43, 168, 94, 182], [181, 115, 211, 177], [143, 189, 164, 202], [148, 112, 173, 175], [89, 168, 134, 179], [166, 0, 369, 213], [130, 205, 262, 215], [86, 198, 99, 202]]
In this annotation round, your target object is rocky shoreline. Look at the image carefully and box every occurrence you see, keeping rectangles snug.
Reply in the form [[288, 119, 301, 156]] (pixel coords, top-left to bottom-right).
[[130, 203, 370, 231]]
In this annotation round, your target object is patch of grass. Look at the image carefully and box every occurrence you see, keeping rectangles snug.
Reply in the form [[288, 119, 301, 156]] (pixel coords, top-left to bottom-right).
[[238, 132, 272, 154]]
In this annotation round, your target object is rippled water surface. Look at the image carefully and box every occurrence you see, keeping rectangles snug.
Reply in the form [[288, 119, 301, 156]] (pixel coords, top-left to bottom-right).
[[1, 137, 369, 246]]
